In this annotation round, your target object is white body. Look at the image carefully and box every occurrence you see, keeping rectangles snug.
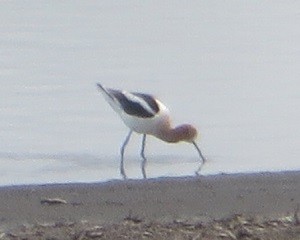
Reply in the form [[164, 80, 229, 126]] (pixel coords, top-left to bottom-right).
[[119, 100, 170, 135]]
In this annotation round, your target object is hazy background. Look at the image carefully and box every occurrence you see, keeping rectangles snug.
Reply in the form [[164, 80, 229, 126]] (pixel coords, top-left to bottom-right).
[[0, 1, 299, 185]]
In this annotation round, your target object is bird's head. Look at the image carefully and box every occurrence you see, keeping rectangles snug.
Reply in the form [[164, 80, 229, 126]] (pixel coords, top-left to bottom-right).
[[174, 124, 198, 142]]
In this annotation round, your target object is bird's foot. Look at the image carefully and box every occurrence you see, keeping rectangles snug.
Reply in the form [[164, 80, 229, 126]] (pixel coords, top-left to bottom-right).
[[120, 169, 128, 180]]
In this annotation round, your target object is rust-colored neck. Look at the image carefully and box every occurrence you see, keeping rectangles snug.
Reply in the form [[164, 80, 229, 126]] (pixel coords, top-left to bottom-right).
[[156, 124, 198, 143]]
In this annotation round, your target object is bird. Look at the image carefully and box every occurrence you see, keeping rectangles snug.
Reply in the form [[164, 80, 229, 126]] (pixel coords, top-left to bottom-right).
[[96, 83, 205, 179]]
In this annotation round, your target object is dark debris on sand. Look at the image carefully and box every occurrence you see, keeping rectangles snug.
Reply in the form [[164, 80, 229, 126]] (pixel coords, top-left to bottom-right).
[[1, 214, 300, 240]]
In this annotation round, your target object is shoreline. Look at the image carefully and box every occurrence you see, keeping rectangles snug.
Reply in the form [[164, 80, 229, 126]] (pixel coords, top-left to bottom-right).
[[1, 169, 298, 188], [0, 170, 299, 230]]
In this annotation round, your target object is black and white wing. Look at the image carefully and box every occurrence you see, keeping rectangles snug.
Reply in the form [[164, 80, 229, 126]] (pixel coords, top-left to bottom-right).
[[109, 89, 160, 118], [97, 83, 160, 118]]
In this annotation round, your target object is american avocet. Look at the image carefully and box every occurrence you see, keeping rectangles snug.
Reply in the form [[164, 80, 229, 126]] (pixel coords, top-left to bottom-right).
[[96, 83, 205, 179]]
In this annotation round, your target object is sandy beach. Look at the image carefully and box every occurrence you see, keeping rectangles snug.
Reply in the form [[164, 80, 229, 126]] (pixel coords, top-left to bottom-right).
[[0, 171, 299, 239]]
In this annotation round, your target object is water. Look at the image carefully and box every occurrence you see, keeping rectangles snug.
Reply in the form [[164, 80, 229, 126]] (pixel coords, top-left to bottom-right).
[[1, 1, 299, 185]]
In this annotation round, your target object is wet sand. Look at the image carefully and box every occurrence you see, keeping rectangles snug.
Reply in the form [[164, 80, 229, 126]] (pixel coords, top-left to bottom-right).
[[0, 171, 299, 239]]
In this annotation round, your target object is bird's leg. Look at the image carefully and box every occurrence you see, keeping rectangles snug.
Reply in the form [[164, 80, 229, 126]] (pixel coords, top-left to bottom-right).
[[120, 130, 133, 179], [192, 141, 206, 175], [140, 134, 147, 179]]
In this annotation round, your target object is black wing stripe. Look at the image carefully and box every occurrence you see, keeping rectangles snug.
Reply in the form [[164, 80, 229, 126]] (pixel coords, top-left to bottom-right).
[[132, 92, 160, 114], [108, 89, 159, 118]]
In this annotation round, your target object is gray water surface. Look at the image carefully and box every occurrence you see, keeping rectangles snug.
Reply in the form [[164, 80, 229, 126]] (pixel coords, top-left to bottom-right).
[[1, 1, 299, 185]]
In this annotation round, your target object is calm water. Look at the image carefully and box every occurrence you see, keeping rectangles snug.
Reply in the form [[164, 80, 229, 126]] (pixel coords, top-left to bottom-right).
[[1, 1, 299, 185]]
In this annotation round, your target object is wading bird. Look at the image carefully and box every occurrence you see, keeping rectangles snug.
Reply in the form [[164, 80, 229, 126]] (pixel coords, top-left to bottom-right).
[[97, 83, 205, 179]]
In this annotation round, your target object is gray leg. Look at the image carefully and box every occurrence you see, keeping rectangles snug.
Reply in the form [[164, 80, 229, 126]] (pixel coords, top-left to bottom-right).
[[120, 130, 133, 179], [192, 141, 206, 175], [140, 134, 147, 179]]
